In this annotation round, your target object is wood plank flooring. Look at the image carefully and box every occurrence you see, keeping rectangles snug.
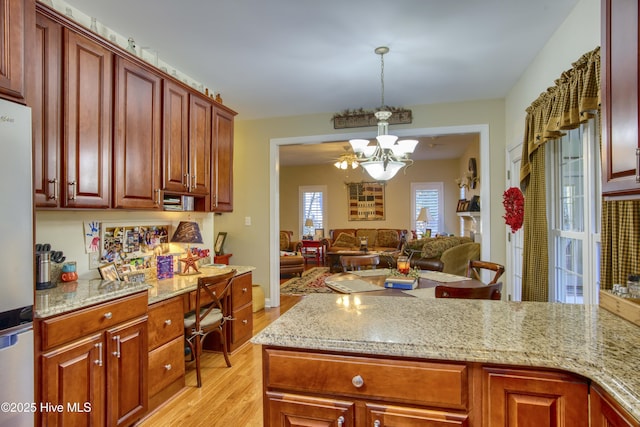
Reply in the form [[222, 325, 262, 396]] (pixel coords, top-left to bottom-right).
[[136, 294, 302, 427]]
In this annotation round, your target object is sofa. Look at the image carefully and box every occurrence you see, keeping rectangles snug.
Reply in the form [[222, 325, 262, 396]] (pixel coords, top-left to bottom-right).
[[322, 228, 407, 253], [404, 236, 480, 276], [280, 231, 304, 276]]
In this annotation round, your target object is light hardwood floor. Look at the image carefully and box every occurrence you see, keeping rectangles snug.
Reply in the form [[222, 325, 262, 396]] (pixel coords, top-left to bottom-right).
[[137, 294, 302, 427]]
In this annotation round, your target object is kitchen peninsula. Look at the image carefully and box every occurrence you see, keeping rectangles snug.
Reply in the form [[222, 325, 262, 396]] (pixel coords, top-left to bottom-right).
[[253, 294, 640, 426], [33, 265, 254, 426]]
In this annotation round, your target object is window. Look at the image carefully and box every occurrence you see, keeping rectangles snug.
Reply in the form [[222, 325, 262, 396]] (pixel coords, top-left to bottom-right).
[[547, 119, 601, 304], [411, 182, 443, 237], [300, 186, 326, 237]]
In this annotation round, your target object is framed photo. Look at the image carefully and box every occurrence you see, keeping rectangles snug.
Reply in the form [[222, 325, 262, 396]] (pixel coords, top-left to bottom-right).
[[456, 199, 467, 213], [314, 228, 324, 240], [422, 229, 432, 238], [98, 262, 120, 281], [215, 232, 227, 255]]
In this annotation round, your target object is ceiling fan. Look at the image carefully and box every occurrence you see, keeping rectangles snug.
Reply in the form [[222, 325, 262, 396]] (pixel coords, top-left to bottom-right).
[[333, 146, 359, 170]]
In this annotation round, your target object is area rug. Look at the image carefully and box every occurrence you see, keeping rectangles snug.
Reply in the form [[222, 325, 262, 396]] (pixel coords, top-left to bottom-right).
[[280, 267, 335, 295]]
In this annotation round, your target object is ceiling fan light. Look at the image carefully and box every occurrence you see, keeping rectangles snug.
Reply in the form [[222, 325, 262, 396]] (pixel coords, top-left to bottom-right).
[[349, 139, 370, 154], [376, 134, 398, 149]]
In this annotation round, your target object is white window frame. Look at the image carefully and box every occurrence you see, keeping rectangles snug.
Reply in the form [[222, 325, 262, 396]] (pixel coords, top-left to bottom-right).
[[547, 119, 601, 304], [299, 185, 327, 239], [410, 182, 444, 237]]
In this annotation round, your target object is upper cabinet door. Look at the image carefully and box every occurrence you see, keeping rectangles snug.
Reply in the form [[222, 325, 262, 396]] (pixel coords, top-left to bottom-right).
[[113, 57, 162, 209], [63, 29, 112, 208], [188, 94, 212, 196], [162, 80, 190, 193], [0, 0, 28, 102], [31, 12, 61, 208], [601, 0, 640, 197], [212, 107, 235, 212]]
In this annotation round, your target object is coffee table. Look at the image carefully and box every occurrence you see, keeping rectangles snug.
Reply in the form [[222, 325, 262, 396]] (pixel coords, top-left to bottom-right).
[[326, 250, 398, 273]]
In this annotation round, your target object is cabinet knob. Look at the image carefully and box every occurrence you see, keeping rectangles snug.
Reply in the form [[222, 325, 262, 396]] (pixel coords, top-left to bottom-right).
[[164, 319, 172, 326], [104, 312, 112, 319], [164, 364, 172, 371], [373, 420, 381, 427], [337, 416, 345, 427], [242, 287, 248, 293], [242, 319, 248, 325], [351, 375, 364, 388]]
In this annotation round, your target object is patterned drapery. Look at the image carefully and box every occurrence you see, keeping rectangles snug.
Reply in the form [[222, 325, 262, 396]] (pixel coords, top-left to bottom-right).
[[519, 47, 600, 302], [601, 200, 640, 289]]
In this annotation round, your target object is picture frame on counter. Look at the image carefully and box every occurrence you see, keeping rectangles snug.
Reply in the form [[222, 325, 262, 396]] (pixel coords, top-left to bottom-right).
[[98, 262, 120, 281], [215, 232, 227, 255]]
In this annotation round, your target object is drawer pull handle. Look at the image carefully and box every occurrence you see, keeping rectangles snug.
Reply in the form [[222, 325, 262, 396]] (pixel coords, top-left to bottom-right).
[[351, 375, 364, 388], [164, 319, 172, 326], [242, 287, 248, 293], [164, 364, 172, 371], [104, 312, 113, 319], [337, 416, 344, 427], [373, 420, 380, 427], [242, 319, 248, 325]]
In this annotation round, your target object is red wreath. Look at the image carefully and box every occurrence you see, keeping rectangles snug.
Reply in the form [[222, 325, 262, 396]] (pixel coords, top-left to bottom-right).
[[503, 187, 525, 233]]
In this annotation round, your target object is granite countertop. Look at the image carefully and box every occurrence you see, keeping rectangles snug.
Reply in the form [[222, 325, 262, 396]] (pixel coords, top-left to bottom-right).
[[35, 265, 255, 318], [252, 294, 640, 422]]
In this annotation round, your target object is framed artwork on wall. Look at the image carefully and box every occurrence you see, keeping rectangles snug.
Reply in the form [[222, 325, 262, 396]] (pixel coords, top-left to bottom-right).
[[347, 182, 385, 221]]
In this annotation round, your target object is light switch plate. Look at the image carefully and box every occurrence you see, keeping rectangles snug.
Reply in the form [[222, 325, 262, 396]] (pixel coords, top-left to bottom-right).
[[245, 216, 251, 226]]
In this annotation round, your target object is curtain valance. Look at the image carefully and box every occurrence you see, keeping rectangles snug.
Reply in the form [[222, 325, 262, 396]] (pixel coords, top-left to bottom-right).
[[520, 47, 600, 186]]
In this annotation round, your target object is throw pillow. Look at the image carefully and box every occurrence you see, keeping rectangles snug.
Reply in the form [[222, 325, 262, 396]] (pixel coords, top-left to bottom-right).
[[333, 232, 358, 247], [421, 236, 472, 259], [376, 229, 399, 248]]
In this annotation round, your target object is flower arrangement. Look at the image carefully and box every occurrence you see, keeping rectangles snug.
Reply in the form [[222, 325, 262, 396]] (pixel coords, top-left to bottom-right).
[[503, 187, 525, 233]]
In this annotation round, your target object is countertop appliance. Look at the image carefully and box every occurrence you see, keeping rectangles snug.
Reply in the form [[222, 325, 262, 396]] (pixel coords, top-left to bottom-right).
[[0, 98, 34, 427]]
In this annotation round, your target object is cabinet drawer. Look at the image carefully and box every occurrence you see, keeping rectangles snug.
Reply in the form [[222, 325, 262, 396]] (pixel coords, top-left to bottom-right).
[[265, 349, 469, 409], [230, 303, 253, 347], [231, 273, 252, 308], [40, 291, 148, 351], [148, 297, 184, 350], [148, 336, 185, 397]]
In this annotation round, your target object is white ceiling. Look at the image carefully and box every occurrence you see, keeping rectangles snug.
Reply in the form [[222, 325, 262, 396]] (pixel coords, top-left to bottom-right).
[[64, 0, 579, 123], [62, 0, 578, 166]]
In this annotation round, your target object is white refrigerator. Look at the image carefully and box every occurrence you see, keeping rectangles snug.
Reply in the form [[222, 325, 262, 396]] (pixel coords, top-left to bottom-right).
[[0, 98, 34, 427]]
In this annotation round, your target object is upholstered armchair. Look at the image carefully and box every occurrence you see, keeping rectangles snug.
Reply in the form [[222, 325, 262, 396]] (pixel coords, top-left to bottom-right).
[[280, 231, 304, 276]]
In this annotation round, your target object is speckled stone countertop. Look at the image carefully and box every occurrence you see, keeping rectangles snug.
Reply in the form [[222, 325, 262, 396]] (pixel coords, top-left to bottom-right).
[[252, 294, 640, 422], [35, 265, 255, 318]]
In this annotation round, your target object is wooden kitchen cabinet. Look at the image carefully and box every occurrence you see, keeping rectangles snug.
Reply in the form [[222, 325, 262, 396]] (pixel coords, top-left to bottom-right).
[[62, 28, 112, 208], [31, 12, 61, 207], [211, 106, 236, 212], [162, 81, 211, 197], [38, 292, 148, 427], [591, 384, 640, 427], [601, 0, 640, 197], [263, 348, 473, 427], [113, 57, 163, 209], [483, 367, 589, 426], [0, 0, 31, 103], [147, 296, 185, 412]]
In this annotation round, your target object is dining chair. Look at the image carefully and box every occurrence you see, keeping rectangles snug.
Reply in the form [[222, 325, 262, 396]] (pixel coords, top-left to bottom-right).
[[467, 260, 505, 284], [340, 254, 380, 272], [184, 269, 236, 387], [435, 282, 502, 300]]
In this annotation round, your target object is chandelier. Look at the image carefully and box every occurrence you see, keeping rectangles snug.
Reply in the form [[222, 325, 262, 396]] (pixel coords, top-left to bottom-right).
[[334, 151, 359, 170], [349, 46, 418, 181]]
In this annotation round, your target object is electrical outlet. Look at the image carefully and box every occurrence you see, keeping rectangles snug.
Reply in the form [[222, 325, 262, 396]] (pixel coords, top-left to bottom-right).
[[89, 252, 100, 269]]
